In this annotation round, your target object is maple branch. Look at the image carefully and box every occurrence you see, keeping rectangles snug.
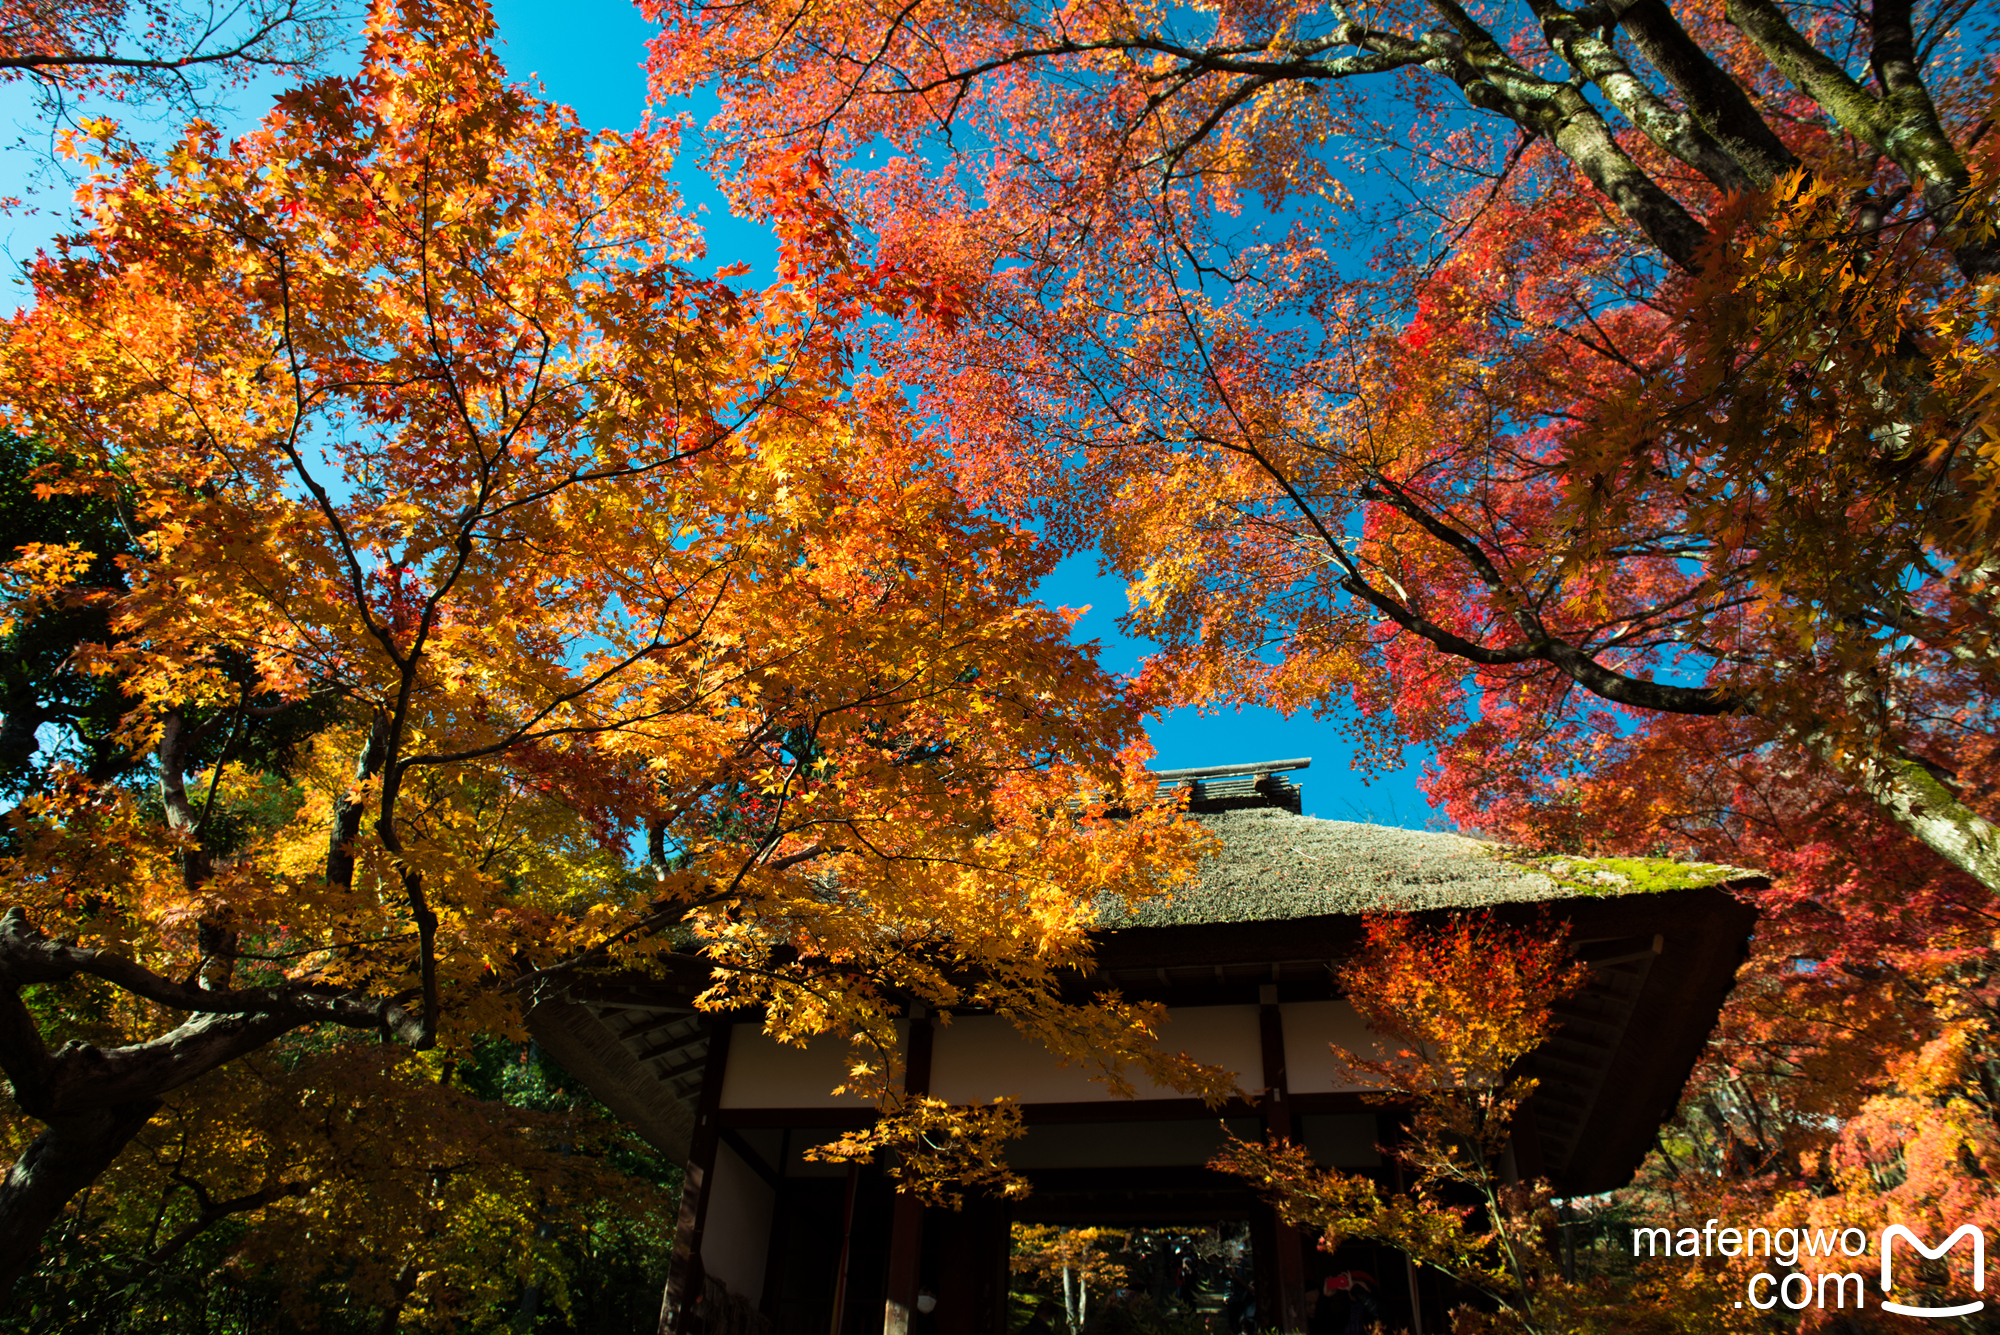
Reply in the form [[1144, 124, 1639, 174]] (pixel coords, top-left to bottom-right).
[[263, 243, 406, 672], [1153, 71, 1287, 185], [0, 1097, 161, 1297], [394, 577, 730, 771], [366, 843, 437, 1052], [469, 346, 784, 526], [360, 118, 515, 1054], [1344, 476, 2000, 889], [133, 1174, 312, 1274], [325, 710, 390, 895], [0, 908, 429, 1047], [1722, 0, 1991, 275], [0, 989, 298, 1124], [0, 21, 307, 74], [154, 710, 203, 839], [765, 842, 844, 872], [1357, 475, 1746, 714], [1153, 265, 1742, 714], [1422, 0, 1711, 269], [725, 745, 818, 897], [1810, 737, 2000, 894], [885, 34, 1420, 101], [0, 0, 343, 123], [911, 3, 1717, 267], [506, 899, 720, 993]]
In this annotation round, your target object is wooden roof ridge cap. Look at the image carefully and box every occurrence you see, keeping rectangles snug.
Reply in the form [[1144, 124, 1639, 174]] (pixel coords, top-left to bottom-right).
[[1152, 757, 1311, 781], [1062, 759, 1310, 815]]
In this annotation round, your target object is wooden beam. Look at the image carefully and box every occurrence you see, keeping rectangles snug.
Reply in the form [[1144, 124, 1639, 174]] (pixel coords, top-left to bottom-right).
[[718, 1126, 782, 1192], [1258, 985, 1309, 1334], [526, 998, 697, 1161], [718, 1106, 877, 1129], [1018, 1096, 1269, 1123], [644, 1050, 711, 1083], [714, 1092, 1377, 1130], [616, 1009, 698, 1042], [659, 1021, 732, 1335], [1152, 758, 1310, 780]]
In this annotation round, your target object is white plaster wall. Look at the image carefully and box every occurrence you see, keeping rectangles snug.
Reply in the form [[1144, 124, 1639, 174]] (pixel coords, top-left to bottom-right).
[[1279, 999, 1385, 1094], [718, 1022, 903, 1109], [701, 1141, 774, 1301], [715, 1002, 1391, 1110], [927, 1005, 1262, 1104]]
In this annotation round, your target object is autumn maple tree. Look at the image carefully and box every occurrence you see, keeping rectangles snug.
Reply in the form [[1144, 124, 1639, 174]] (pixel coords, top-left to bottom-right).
[[642, 9, 2000, 1318], [1574, 755, 2000, 1330], [1009, 1224, 1131, 1335], [1214, 912, 1704, 1334], [643, 0, 2000, 894], [0, 0, 1229, 1302]]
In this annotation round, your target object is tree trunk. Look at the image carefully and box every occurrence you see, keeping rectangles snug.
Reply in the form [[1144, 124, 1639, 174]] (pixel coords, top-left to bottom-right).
[[1848, 747, 2000, 893], [1608, 0, 1797, 187], [0, 1099, 159, 1293]]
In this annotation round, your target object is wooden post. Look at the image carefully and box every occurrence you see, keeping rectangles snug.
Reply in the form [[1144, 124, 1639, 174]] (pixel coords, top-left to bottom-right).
[[829, 1161, 861, 1335], [883, 1008, 935, 1335], [1258, 985, 1308, 1333], [1377, 1111, 1425, 1335], [883, 1195, 926, 1335], [661, 1020, 733, 1335], [934, 1191, 1010, 1335], [1510, 1102, 1549, 1184]]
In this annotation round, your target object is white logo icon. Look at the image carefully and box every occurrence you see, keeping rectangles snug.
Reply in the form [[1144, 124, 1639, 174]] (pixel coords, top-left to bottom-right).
[[1881, 1225, 1986, 1318]]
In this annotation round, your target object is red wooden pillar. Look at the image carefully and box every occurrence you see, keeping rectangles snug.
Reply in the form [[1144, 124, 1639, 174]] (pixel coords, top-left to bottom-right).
[[661, 1020, 733, 1335], [1258, 984, 1309, 1332], [883, 1007, 935, 1335]]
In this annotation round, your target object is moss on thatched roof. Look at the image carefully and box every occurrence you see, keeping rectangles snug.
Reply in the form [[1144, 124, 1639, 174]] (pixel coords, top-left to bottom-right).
[[1103, 808, 1749, 928]]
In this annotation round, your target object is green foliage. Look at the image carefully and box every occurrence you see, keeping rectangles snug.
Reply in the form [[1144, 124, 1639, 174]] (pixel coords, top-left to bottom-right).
[[0, 428, 343, 842], [0, 1040, 679, 1335], [1086, 1294, 1211, 1335], [1496, 853, 1756, 898], [0, 433, 140, 800]]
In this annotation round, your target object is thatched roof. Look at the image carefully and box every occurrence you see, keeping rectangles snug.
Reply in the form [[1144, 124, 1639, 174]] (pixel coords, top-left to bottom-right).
[[1107, 807, 1747, 928]]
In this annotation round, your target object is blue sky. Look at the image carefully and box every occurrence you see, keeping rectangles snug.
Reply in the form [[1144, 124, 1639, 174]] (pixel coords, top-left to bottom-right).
[[0, 0, 1442, 825]]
